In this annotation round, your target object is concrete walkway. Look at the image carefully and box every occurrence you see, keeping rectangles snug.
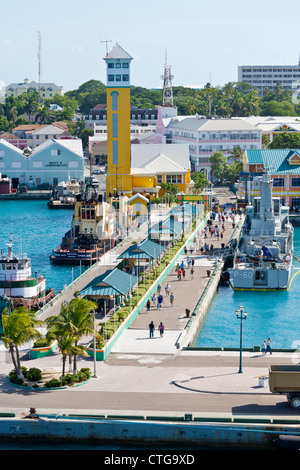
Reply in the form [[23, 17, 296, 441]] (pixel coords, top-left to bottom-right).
[[111, 212, 242, 354]]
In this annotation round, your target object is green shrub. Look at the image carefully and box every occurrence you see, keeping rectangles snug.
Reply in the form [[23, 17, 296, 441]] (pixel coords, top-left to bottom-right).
[[27, 368, 42, 382], [44, 378, 62, 388]]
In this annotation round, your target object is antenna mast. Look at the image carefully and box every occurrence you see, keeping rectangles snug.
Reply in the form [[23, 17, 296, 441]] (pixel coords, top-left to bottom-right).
[[101, 39, 112, 56], [161, 50, 174, 107], [37, 31, 42, 100]]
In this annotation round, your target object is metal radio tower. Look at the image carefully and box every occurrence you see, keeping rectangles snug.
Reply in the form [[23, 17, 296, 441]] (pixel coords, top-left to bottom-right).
[[161, 50, 174, 107]]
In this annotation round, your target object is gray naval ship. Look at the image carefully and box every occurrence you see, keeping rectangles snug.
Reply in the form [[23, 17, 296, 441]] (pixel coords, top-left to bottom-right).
[[228, 173, 294, 291]]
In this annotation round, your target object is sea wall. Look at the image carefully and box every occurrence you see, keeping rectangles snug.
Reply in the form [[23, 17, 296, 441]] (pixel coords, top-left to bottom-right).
[[0, 415, 298, 449]]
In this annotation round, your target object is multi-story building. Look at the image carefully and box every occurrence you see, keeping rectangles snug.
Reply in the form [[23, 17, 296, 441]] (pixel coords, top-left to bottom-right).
[[240, 148, 300, 208], [12, 123, 70, 149], [85, 104, 158, 130], [0, 137, 84, 189], [156, 107, 262, 176], [237, 63, 300, 96], [5, 78, 64, 99]]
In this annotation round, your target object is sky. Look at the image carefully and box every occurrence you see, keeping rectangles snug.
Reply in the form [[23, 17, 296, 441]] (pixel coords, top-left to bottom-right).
[[1, 0, 300, 93]]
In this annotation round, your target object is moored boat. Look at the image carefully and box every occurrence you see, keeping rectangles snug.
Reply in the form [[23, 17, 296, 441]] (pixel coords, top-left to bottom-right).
[[50, 190, 118, 265], [226, 173, 294, 290], [0, 233, 54, 310]]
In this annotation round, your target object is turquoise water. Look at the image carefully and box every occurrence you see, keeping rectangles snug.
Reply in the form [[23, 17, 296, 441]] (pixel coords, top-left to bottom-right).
[[194, 226, 300, 350], [0, 200, 87, 295]]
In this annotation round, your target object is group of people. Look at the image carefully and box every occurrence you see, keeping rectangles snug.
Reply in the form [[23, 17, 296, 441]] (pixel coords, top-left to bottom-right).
[[146, 283, 175, 312], [262, 338, 272, 355], [148, 320, 165, 338], [175, 259, 195, 281]]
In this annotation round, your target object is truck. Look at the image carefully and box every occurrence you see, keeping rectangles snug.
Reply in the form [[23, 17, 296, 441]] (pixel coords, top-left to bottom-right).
[[269, 364, 300, 409]]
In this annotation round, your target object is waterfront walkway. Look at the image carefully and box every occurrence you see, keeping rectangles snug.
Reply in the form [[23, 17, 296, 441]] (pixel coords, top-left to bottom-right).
[[110, 211, 241, 354]]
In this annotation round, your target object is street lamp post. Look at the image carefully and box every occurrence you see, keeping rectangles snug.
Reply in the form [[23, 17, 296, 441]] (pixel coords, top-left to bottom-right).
[[93, 310, 97, 378], [235, 306, 248, 373]]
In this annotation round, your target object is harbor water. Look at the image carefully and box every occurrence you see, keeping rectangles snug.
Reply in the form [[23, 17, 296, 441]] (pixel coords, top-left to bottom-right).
[[1, 200, 300, 350], [0, 200, 88, 296], [194, 225, 300, 350]]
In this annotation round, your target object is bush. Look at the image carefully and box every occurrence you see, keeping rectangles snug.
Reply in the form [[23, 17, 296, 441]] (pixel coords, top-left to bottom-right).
[[27, 368, 42, 382], [44, 378, 62, 388]]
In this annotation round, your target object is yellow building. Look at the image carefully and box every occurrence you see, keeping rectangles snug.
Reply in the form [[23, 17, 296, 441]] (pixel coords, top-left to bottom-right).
[[104, 43, 133, 196], [104, 44, 193, 201]]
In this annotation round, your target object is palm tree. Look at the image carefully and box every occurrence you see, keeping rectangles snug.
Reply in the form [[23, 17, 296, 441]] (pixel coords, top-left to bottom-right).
[[1, 307, 43, 379], [228, 145, 243, 163], [67, 297, 98, 373], [46, 297, 97, 375], [159, 182, 180, 206]]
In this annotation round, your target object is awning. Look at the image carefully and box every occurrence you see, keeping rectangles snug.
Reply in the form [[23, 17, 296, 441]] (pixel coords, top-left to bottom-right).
[[79, 268, 138, 297], [168, 202, 200, 216], [147, 217, 183, 235], [118, 239, 164, 260]]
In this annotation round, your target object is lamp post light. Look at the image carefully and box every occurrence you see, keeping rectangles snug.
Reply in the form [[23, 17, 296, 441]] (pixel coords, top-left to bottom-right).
[[235, 306, 248, 374], [93, 310, 97, 378]]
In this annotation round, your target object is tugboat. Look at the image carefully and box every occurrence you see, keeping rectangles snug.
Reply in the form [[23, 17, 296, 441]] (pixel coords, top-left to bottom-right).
[[0, 233, 54, 310], [50, 188, 118, 265], [47, 178, 81, 209], [226, 173, 294, 290]]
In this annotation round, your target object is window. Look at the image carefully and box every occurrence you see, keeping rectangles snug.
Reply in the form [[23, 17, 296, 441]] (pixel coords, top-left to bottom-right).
[[108, 63, 114, 68], [51, 149, 61, 156], [0, 150, 4, 156], [53, 178, 58, 186], [33, 161, 43, 168], [111, 91, 118, 111], [272, 177, 285, 187], [0, 162, 5, 168], [122, 74, 129, 81], [113, 141, 118, 165], [116, 74, 121, 81], [166, 175, 182, 184], [122, 63, 129, 68], [11, 161, 21, 168], [116, 63, 121, 68], [157, 175, 163, 183], [292, 177, 300, 187], [69, 161, 79, 168], [108, 74, 114, 82], [112, 114, 118, 138]]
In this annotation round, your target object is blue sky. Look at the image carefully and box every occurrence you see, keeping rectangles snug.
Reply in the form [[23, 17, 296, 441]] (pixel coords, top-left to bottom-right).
[[1, 0, 300, 92]]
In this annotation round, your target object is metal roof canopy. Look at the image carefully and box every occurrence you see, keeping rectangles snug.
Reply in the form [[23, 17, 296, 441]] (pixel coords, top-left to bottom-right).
[[79, 268, 138, 297], [118, 239, 164, 260], [148, 217, 183, 235], [168, 202, 200, 216]]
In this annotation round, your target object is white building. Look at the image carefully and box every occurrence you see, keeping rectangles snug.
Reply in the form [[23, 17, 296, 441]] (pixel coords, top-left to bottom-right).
[[237, 63, 300, 96], [156, 106, 262, 176], [0, 138, 84, 189]]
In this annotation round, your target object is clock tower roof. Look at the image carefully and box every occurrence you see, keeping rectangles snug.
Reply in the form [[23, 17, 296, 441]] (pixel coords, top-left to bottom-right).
[[104, 42, 133, 61]]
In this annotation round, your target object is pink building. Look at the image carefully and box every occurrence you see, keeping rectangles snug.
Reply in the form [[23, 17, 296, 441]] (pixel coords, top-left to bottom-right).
[[156, 106, 262, 177]]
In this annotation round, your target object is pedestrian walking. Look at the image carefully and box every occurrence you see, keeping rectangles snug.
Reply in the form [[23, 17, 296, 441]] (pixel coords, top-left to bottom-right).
[[177, 268, 182, 280], [262, 340, 267, 355], [157, 294, 163, 309], [158, 322, 164, 337], [157, 284, 162, 294], [266, 338, 272, 355], [170, 292, 174, 306], [165, 283, 171, 296], [190, 268, 194, 280], [149, 321, 155, 338], [182, 268, 186, 280], [146, 299, 151, 312], [152, 294, 157, 307]]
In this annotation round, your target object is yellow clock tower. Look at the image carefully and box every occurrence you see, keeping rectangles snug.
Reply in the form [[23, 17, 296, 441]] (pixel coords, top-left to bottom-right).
[[104, 43, 133, 197]]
